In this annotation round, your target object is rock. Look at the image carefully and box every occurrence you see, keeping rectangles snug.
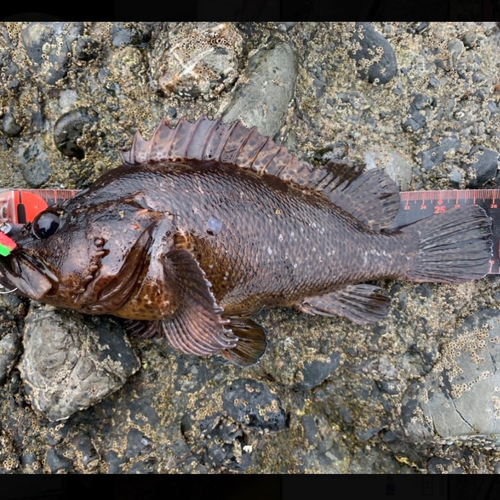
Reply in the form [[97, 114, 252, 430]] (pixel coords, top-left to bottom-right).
[[0, 50, 20, 95], [109, 46, 148, 100], [75, 37, 100, 62], [349, 23, 398, 85], [46, 421, 70, 446], [488, 101, 499, 115], [223, 378, 286, 431], [402, 94, 432, 132], [71, 431, 99, 470], [16, 140, 52, 188], [58, 90, 78, 114], [462, 31, 477, 48], [295, 353, 342, 390], [301, 415, 319, 446], [463, 147, 499, 188], [427, 457, 464, 474], [46, 448, 72, 472], [401, 309, 500, 443], [20, 452, 41, 472], [276, 22, 297, 32], [126, 428, 153, 458], [21, 23, 83, 85], [53, 108, 99, 159], [180, 410, 252, 471], [418, 135, 461, 171], [449, 168, 463, 187], [167, 107, 177, 119], [221, 41, 298, 138], [19, 305, 140, 421], [448, 38, 465, 66], [429, 74, 440, 87], [364, 146, 414, 190], [110, 23, 153, 48], [151, 22, 244, 100], [0, 329, 21, 383], [415, 22, 430, 34], [21, 23, 53, 64], [1, 112, 22, 137], [313, 142, 349, 163], [472, 71, 486, 83], [105, 450, 127, 473]]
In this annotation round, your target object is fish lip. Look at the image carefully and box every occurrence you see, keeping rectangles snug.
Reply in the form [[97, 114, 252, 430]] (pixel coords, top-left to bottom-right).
[[0, 250, 56, 300]]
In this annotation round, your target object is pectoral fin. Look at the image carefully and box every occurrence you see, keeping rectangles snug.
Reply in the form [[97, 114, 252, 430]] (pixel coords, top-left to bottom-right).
[[161, 248, 267, 365], [298, 284, 390, 324], [161, 248, 236, 355], [122, 319, 160, 339]]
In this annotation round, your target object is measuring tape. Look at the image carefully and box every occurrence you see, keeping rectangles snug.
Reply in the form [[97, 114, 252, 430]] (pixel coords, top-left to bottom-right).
[[1, 188, 499, 274]]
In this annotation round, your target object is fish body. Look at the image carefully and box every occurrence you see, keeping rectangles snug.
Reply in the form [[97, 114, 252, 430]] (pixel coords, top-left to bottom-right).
[[0, 117, 492, 365]]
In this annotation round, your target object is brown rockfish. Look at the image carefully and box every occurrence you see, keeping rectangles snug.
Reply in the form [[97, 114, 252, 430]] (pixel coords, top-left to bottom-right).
[[0, 117, 492, 365]]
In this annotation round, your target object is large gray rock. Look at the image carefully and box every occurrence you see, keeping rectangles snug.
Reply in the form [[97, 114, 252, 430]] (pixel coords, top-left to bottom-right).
[[401, 309, 500, 443], [20, 305, 140, 421], [221, 41, 298, 138], [150, 23, 244, 100]]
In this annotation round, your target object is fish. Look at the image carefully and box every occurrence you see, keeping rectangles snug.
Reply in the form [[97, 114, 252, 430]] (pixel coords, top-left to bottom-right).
[[0, 116, 492, 366]]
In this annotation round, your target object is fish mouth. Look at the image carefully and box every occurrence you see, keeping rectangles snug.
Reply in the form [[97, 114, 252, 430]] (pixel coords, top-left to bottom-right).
[[0, 251, 57, 300]]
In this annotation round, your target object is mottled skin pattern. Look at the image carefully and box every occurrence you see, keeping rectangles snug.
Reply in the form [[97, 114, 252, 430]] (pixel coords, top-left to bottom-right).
[[130, 162, 405, 317], [0, 161, 403, 318], [0, 117, 491, 364]]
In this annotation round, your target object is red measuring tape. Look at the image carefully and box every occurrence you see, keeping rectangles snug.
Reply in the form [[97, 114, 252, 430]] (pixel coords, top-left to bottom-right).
[[1, 188, 499, 273]]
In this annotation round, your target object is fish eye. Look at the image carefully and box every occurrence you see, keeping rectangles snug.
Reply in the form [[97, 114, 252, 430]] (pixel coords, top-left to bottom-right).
[[32, 211, 61, 239]]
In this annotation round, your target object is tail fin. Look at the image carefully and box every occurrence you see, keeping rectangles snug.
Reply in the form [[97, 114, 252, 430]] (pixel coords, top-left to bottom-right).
[[403, 204, 492, 283]]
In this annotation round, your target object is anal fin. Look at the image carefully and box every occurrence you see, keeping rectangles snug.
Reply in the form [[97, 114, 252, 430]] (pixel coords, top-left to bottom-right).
[[298, 284, 390, 325], [221, 317, 267, 366]]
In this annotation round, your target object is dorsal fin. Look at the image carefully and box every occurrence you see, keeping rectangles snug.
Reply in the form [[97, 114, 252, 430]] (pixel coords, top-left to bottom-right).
[[120, 116, 400, 231]]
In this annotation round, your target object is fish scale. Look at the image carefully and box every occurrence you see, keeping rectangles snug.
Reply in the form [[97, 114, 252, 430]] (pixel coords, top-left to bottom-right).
[[1, 187, 500, 273]]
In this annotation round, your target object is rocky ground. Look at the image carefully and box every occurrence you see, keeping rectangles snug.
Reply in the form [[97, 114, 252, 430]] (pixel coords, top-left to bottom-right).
[[0, 22, 500, 473]]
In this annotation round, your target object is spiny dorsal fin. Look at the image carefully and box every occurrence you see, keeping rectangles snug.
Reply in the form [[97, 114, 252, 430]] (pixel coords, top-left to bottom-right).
[[120, 116, 400, 231]]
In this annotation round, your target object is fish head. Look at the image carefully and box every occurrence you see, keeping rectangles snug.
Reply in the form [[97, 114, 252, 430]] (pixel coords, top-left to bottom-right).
[[0, 197, 162, 313]]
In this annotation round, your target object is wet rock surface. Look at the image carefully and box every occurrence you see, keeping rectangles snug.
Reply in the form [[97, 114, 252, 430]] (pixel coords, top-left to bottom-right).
[[0, 22, 499, 473], [221, 40, 298, 137], [463, 147, 500, 188], [349, 22, 398, 85], [401, 308, 500, 443], [223, 378, 286, 431], [150, 23, 243, 100], [53, 108, 99, 159], [20, 305, 140, 421]]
